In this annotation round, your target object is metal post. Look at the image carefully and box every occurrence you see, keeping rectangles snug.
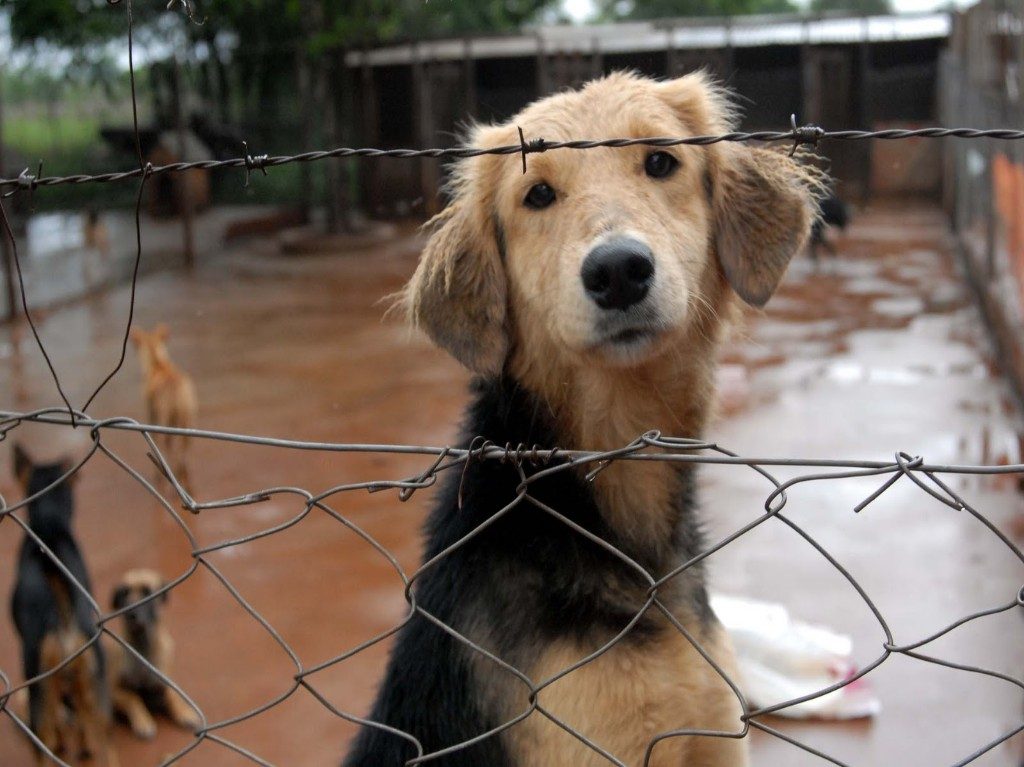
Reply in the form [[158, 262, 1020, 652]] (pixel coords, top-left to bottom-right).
[[859, 14, 873, 204], [361, 49, 381, 217], [536, 33, 549, 97], [413, 44, 439, 216], [590, 36, 603, 80], [666, 26, 677, 77], [172, 56, 196, 269], [296, 46, 313, 221], [463, 38, 477, 118], [0, 61, 16, 322]]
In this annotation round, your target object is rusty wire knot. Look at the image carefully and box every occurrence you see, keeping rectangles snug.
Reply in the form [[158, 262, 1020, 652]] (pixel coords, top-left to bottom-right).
[[242, 141, 270, 188], [789, 114, 826, 157], [517, 126, 548, 174]]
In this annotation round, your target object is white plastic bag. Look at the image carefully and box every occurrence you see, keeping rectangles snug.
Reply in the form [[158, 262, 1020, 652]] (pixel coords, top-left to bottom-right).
[[712, 594, 881, 720]]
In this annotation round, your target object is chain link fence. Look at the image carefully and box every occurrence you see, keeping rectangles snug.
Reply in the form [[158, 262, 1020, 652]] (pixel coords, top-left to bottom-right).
[[1, 2, 1024, 766]]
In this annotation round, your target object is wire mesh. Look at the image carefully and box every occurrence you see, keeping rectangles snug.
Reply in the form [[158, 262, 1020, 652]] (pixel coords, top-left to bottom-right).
[[2, 1, 1024, 766], [1, 409, 1023, 766]]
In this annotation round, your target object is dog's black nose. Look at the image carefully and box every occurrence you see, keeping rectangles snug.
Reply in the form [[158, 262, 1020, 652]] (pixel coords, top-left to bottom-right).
[[581, 238, 655, 311]]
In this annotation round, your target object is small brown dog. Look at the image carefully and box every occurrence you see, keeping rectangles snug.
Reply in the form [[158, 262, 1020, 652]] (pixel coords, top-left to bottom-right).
[[106, 569, 200, 739], [129, 324, 197, 488]]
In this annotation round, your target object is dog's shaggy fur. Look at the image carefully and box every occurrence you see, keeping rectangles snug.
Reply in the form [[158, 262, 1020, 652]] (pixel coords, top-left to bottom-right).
[[345, 71, 822, 767], [105, 569, 200, 740]]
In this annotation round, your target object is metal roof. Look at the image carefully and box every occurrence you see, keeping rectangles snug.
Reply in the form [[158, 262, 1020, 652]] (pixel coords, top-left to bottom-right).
[[345, 12, 950, 68]]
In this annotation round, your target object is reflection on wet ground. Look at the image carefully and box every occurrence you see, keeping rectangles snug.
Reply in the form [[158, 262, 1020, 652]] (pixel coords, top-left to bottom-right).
[[0, 202, 1022, 765]]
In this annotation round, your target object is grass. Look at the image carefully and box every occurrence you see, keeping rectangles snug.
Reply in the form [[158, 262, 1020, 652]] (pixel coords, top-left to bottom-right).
[[4, 114, 104, 163]]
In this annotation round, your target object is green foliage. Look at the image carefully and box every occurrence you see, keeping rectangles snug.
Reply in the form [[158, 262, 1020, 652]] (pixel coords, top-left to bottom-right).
[[1, 0, 122, 47], [3, 0, 559, 51]]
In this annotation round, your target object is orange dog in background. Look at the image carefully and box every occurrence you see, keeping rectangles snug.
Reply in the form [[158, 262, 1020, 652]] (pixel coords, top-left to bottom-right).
[[130, 325, 197, 489]]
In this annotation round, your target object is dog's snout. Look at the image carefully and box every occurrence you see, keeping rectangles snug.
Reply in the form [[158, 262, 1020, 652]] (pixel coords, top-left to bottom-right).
[[581, 238, 655, 311]]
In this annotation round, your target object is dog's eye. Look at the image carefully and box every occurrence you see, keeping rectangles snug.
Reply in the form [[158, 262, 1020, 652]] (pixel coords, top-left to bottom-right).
[[524, 182, 556, 210], [644, 151, 679, 179]]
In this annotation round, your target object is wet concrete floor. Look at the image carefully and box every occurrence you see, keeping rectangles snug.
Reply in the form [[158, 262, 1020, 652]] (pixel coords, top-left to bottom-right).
[[1, 201, 1022, 766]]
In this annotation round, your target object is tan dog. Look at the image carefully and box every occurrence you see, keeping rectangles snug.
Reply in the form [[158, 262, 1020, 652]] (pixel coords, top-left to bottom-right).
[[129, 324, 197, 489], [105, 569, 199, 739], [347, 72, 822, 766]]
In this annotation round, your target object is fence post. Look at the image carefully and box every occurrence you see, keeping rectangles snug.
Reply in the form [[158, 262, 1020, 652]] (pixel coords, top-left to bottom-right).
[[462, 38, 477, 119], [360, 48, 380, 218], [858, 14, 873, 204], [536, 33, 549, 96], [590, 35, 602, 80], [296, 45, 313, 222], [172, 55, 196, 269], [413, 44, 439, 217], [0, 62, 17, 323]]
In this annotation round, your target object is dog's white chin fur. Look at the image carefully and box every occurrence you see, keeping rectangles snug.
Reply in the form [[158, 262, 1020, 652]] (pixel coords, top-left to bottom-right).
[[584, 327, 672, 368]]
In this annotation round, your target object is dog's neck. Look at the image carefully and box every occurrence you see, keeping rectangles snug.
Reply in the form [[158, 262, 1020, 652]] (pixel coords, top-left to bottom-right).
[[137, 344, 173, 378], [507, 280, 731, 554]]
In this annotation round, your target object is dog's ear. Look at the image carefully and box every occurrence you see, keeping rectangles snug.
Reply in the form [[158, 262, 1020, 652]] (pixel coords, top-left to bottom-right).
[[658, 71, 736, 137], [158, 581, 169, 604], [112, 585, 131, 610], [13, 442, 33, 489], [401, 181, 507, 375], [129, 327, 144, 346], [709, 146, 822, 307]]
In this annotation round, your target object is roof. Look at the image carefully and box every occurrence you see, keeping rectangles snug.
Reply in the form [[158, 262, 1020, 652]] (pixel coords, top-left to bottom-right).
[[345, 12, 951, 68]]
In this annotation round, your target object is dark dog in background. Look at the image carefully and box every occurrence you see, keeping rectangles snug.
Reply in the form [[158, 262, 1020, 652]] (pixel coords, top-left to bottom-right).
[[106, 569, 199, 739], [809, 191, 850, 262], [10, 444, 117, 766]]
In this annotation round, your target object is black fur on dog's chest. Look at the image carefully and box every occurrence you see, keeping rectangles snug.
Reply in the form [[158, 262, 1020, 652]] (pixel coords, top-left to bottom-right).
[[343, 376, 711, 767]]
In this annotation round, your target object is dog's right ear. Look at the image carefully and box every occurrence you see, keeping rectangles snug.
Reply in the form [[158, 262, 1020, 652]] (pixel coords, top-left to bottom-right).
[[709, 146, 823, 307], [13, 442, 32, 489], [401, 184, 508, 376]]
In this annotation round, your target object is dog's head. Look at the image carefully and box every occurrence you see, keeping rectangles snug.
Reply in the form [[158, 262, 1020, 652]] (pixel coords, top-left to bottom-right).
[[401, 71, 822, 376], [13, 442, 76, 538], [112, 568, 168, 637], [130, 324, 171, 369]]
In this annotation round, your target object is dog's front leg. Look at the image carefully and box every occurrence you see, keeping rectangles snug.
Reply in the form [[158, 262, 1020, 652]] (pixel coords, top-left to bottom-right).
[[163, 685, 201, 731], [112, 687, 156, 740]]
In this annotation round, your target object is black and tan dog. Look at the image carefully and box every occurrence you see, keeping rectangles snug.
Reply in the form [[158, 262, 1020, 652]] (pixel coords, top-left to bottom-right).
[[105, 569, 200, 739], [10, 444, 117, 766], [344, 72, 822, 767]]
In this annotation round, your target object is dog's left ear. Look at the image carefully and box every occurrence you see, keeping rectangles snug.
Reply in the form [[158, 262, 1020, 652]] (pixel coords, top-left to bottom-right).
[[709, 145, 822, 307], [401, 180, 507, 376]]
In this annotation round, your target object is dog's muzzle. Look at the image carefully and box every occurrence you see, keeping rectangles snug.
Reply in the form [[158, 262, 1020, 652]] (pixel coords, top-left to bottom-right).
[[581, 237, 654, 311]]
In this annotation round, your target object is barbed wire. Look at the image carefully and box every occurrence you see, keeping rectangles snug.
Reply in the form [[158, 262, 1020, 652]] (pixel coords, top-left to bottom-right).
[[0, 408, 1022, 767], [2, 127, 1024, 192]]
